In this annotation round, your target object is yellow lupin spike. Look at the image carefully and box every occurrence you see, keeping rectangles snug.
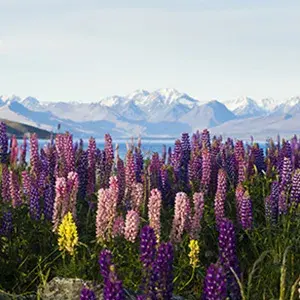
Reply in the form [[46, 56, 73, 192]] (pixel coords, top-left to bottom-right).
[[58, 212, 78, 256], [188, 239, 200, 269]]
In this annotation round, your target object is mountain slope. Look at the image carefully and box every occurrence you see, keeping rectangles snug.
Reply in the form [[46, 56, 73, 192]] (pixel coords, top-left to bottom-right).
[[0, 119, 53, 138]]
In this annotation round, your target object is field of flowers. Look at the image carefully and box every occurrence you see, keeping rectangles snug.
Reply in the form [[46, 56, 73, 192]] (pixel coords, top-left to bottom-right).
[[0, 121, 299, 299]]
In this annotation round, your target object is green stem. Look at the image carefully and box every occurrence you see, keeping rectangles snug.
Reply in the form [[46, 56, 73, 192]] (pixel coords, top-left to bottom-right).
[[179, 266, 195, 292]]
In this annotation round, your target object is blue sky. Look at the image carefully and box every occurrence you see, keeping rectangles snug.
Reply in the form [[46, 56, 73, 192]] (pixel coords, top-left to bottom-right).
[[0, 0, 299, 102]]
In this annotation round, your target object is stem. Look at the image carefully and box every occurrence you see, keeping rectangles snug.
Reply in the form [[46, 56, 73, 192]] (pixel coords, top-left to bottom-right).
[[179, 266, 195, 292]]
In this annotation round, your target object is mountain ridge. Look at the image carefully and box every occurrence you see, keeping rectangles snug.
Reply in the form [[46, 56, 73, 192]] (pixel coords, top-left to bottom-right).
[[0, 88, 299, 139]]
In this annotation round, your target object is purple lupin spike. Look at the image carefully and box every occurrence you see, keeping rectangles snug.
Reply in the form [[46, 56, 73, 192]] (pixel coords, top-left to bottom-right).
[[44, 183, 55, 220], [29, 180, 41, 220], [201, 147, 211, 192], [240, 191, 253, 230], [80, 286, 96, 300], [10, 170, 22, 208], [77, 150, 88, 200], [1, 164, 10, 203], [140, 226, 157, 296], [116, 157, 126, 204], [171, 139, 183, 183], [87, 137, 96, 196], [149, 242, 174, 300], [30, 133, 40, 179], [0, 122, 8, 163], [19, 135, 27, 166], [201, 129, 211, 150], [214, 169, 227, 227], [0, 210, 13, 237], [203, 263, 227, 300], [149, 152, 162, 190], [290, 169, 300, 208], [280, 157, 292, 191], [104, 133, 114, 187], [134, 145, 144, 183], [218, 218, 241, 300], [64, 132, 75, 174]]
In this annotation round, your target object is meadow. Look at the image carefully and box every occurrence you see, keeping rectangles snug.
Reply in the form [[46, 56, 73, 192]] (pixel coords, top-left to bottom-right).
[[0, 121, 299, 299]]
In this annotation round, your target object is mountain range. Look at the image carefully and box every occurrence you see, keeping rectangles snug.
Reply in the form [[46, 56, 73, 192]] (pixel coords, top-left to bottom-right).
[[0, 89, 299, 140]]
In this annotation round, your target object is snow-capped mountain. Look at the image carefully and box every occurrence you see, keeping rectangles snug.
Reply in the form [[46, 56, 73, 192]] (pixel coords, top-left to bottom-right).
[[224, 97, 266, 118], [1, 89, 300, 139]]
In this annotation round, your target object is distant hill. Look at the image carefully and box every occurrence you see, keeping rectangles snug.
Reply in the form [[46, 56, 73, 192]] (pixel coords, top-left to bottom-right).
[[0, 118, 53, 139]]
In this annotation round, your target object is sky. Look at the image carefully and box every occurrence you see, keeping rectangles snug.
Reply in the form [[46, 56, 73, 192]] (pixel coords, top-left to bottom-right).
[[0, 0, 300, 103]]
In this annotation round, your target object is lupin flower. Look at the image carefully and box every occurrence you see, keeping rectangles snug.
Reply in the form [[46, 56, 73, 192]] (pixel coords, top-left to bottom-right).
[[126, 206, 143, 242], [57, 212, 78, 256], [264, 196, 272, 222], [10, 135, 18, 166], [218, 218, 240, 299], [99, 249, 113, 279], [21, 170, 31, 200], [19, 135, 27, 166], [76, 150, 88, 200], [188, 147, 202, 192], [181, 133, 191, 185], [148, 189, 162, 241], [140, 226, 157, 269], [0, 211, 13, 237], [30, 133, 40, 178], [171, 139, 183, 182], [203, 263, 227, 300], [96, 184, 118, 242], [99, 249, 124, 300], [67, 171, 79, 219], [132, 182, 144, 211], [0, 121, 8, 163], [29, 180, 41, 220], [149, 242, 174, 300], [104, 265, 125, 300], [235, 184, 245, 223], [124, 210, 140, 243], [188, 239, 200, 269], [80, 286, 96, 300], [134, 141, 144, 183], [44, 183, 55, 221], [10, 170, 22, 208], [280, 157, 292, 190], [278, 190, 288, 215], [87, 137, 96, 196], [269, 181, 279, 222], [112, 215, 125, 238], [104, 133, 114, 187], [125, 150, 136, 193], [117, 157, 126, 204], [290, 169, 300, 208], [190, 192, 205, 239], [170, 192, 190, 243], [214, 169, 227, 226], [240, 191, 253, 230], [201, 148, 211, 190], [64, 132, 75, 174], [201, 129, 211, 150], [218, 218, 239, 269], [1, 164, 10, 203], [149, 152, 162, 190], [53, 177, 68, 231]]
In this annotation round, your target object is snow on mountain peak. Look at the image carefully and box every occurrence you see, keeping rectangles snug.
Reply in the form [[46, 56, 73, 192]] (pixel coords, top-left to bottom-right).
[[0, 94, 21, 103], [126, 89, 150, 99]]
